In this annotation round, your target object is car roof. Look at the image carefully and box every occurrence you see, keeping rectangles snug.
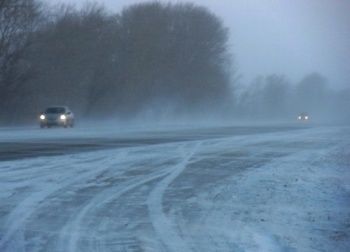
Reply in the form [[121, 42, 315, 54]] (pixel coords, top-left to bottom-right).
[[46, 106, 70, 109]]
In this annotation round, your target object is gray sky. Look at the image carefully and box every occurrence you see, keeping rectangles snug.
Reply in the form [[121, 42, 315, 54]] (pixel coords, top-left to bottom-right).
[[43, 0, 350, 89]]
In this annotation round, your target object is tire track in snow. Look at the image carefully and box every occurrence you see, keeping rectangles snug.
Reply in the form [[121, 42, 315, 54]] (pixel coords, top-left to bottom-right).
[[59, 169, 170, 252], [0, 153, 126, 252], [147, 143, 200, 252]]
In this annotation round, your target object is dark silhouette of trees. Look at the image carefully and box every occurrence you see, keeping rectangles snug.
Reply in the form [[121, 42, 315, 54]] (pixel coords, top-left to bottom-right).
[[0, 0, 42, 122], [235, 72, 348, 123], [2, 1, 344, 125], [236, 75, 290, 120], [24, 3, 120, 118], [294, 73, 329, 119], [261, 75, 290, 118], [116, 2, 231, 117], [1, 1, 233, 124]]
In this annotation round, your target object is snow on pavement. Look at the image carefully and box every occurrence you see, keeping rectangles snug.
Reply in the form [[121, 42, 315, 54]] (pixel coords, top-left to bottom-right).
[[0, 126, 349, 251]]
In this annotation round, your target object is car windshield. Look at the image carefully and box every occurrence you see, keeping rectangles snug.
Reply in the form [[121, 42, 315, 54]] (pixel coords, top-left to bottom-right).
[[45, 107, 65, 114]]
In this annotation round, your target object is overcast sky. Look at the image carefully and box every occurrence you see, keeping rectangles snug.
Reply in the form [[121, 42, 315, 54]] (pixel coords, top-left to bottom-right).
[[43, 0, 350, 89]]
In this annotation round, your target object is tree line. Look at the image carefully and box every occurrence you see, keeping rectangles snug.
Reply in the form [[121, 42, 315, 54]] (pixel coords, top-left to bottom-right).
[[0, 0, 348, 125], [234, 73, 350, 123], [0, 0, 233, 124]]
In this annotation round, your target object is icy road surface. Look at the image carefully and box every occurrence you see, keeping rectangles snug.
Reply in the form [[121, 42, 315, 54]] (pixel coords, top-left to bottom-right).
[[0, 126, 349, 251]]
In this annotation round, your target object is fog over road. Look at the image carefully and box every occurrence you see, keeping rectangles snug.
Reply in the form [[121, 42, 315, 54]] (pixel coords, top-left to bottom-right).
[[0, 125, 349, 251], [0, 125, 303, 161]]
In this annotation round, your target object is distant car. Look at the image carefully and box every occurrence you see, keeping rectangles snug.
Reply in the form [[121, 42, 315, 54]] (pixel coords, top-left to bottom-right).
[[297, 112, 309, 121], [39, 106, 74, 128]]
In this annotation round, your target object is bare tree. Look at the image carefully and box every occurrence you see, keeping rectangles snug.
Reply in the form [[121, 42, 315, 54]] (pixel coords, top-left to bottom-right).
[[118, 2, 232, 116], [262, 74, 290, 118], [0, 0, 41, 123], [2, 1, 233, 123], [295, 73, 329, 118]]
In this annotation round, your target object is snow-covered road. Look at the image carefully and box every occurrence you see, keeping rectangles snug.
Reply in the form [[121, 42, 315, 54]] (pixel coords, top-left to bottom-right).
[[0, 126, 349, 251]]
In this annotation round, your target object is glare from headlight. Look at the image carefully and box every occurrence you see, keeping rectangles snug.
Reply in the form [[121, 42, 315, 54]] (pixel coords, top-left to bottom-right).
[[305, 116, 309, 120], [40, 114, 45, 120], [298, 116, 302, 120], [60, 114, 66, 120]]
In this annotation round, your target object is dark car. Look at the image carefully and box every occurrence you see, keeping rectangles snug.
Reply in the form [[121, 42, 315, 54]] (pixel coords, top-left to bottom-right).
[[39, 106, 74, 128]]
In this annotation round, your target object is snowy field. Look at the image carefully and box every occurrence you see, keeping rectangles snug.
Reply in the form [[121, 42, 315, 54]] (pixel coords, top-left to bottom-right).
[[0, 125, 349, 251]]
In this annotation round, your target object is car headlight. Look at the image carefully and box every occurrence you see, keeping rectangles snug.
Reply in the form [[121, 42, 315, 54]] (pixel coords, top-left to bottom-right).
[[40, 114, 45, 120], [60, 114, 66, 120], [305, 116, 309, 120], [298, 116, 302, 120]]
